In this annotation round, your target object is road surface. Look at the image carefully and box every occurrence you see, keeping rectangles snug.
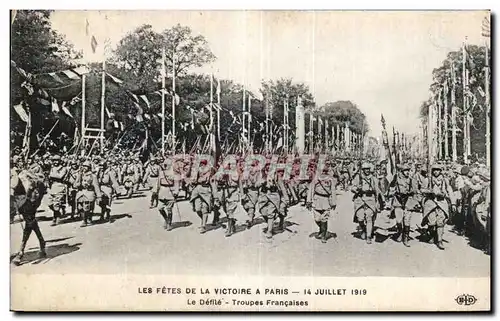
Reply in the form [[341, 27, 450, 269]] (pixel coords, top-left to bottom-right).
[[10, 188, 490, 277]]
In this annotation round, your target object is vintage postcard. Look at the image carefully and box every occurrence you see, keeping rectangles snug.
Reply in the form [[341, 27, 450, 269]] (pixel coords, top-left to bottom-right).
[[10, 10, 491, 311]]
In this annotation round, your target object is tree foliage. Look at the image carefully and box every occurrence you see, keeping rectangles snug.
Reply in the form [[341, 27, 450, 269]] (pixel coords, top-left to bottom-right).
[[419, 44, 490, 158], [320, 100, 369, 134]]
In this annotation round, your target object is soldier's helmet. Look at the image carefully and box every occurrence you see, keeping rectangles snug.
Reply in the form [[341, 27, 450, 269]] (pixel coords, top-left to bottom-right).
[[400, 164, 410, 172], [52, 154, 61, 161], [478, 169, 490, 182], [82, 160, 92, 168], [431, 163, 443, 171], [460, 166, 470, 176], [361, 162, 372, 171]]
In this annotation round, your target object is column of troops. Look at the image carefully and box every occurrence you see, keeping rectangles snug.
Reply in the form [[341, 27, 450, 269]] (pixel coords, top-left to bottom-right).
[[10, 150, 491, 265]]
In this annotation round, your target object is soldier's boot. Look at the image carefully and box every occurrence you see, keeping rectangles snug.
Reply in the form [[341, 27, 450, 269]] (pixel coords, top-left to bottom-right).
[[265, 217, 274, 239], [200, 214, 209, 234], [166, 211, 173, 231], [33, 224, 47, 258], [80, 214, 87, 227], [403, 225, 411, 247], [225, 219, 234, 237], [395, 223, 403, 242], [366, 218, 373, 244], [436, 226, 445, 250], [427, 226, 436, 244], [212, 209, 220, 226], [246, 211, 254, 230], [277, 216, 285, 232], [150, 193, 158, 208], [13, 227, 31, 265], [50, 210, 60, 226], [359, 222, 366, 240], [159, 209, 168, 229], [321, 221, 328, 243], [315, 221, 322, 239]]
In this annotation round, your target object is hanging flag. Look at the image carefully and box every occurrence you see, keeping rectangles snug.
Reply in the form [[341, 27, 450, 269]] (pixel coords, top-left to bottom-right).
[[91, 36, 98, 53], [105, 107, 111, 118], [20, 81, 34, 95], [216, 78, 221, 96], [119, 122, 124, 131], [106, 72, 124, 85], [38, 98, 51, 106], [113, 120, 119, 128], [13, 103, 29, 122], [482, 16, 490, 38], [48, 72, 65, 84], [139, 95, 150, 109], [51, 98, 60, 113], [61, 101, 73, 118]]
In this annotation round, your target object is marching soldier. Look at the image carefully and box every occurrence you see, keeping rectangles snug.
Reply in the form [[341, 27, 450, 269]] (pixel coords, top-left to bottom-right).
[[121, 157, 140, 198], [339, 159, 350, 191], [74, 161, 102, 227], [47, 155, 68, 226], [66, 159, 80, 219], [421, 164, 454, 250], [144, 157, 161, 207], [242, 159, 262, 230], [155, 156, 180, 231], [97, 158, 121, 223], [189, 159, 216, 234], [388, 164, 414, 246], [351, 162, 383, 244], [259, 161, 290, 239], [11, 165, 47, 265], [306, 157, 337, 243], [218, 160, 242, 237]]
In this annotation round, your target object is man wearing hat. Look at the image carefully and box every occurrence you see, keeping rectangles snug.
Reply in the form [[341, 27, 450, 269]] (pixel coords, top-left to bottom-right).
[[474, 169, 490, 254], [351, 162, 383, 244], [258, 159, 290, 239], [47, 154, 69, 226], [74, 161, 102, 227], [144, 157, 161, 207], [241, 158, 263, 230], [66, 158, 80, 220], [306, 156, 337, 243], [189, 158, 217, 234], [154, 156, 180, 231], [121, 157, 140, 198], [388, 163, 415, 247], [97, 158, 121, 223], [421, 163, 454, 250]]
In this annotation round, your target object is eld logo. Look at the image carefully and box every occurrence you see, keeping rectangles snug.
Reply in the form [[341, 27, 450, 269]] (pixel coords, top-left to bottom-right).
[[455, 294, 477, 306]]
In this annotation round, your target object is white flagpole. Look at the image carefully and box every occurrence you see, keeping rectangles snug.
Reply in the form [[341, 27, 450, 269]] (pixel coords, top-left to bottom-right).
[[161, 47, 166, 155], [217, 77, 221, 143], [248, 95, 252, 143], [172, 53, 176, 153], [210, 73, 214, 152]]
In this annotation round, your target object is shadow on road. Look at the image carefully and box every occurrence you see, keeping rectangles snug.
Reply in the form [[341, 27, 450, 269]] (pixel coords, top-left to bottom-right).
[[10, 242, 82, 266], [171, 220, 192, 230]]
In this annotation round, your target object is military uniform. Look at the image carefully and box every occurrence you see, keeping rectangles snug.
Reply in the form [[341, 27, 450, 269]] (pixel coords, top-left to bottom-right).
[[388, 164, 416, 246], [121, 159, 140, 198], [155, 157, 180, 231], [74, 162, 102, 227], [189, 162, 216, 233], [11, 167, 47, 265], [306, 160, 337, 243], [47, 155, 68, 226], [144, 158, 161, 207], [242, 161, 262, 229], [422, 164, 454, 250], [66, 160, 80, 219], [258, 166, 290, 239], [98, 160, 120, 223], [218, 166, 242, 237], [351, 162, 382, 244]]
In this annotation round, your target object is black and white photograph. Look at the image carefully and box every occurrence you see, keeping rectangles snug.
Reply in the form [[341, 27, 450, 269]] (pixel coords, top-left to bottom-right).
[[9, 9, 491, 311]]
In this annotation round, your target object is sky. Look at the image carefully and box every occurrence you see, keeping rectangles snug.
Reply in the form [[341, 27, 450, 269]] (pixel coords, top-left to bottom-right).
[[50, 10, 488, 136]]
